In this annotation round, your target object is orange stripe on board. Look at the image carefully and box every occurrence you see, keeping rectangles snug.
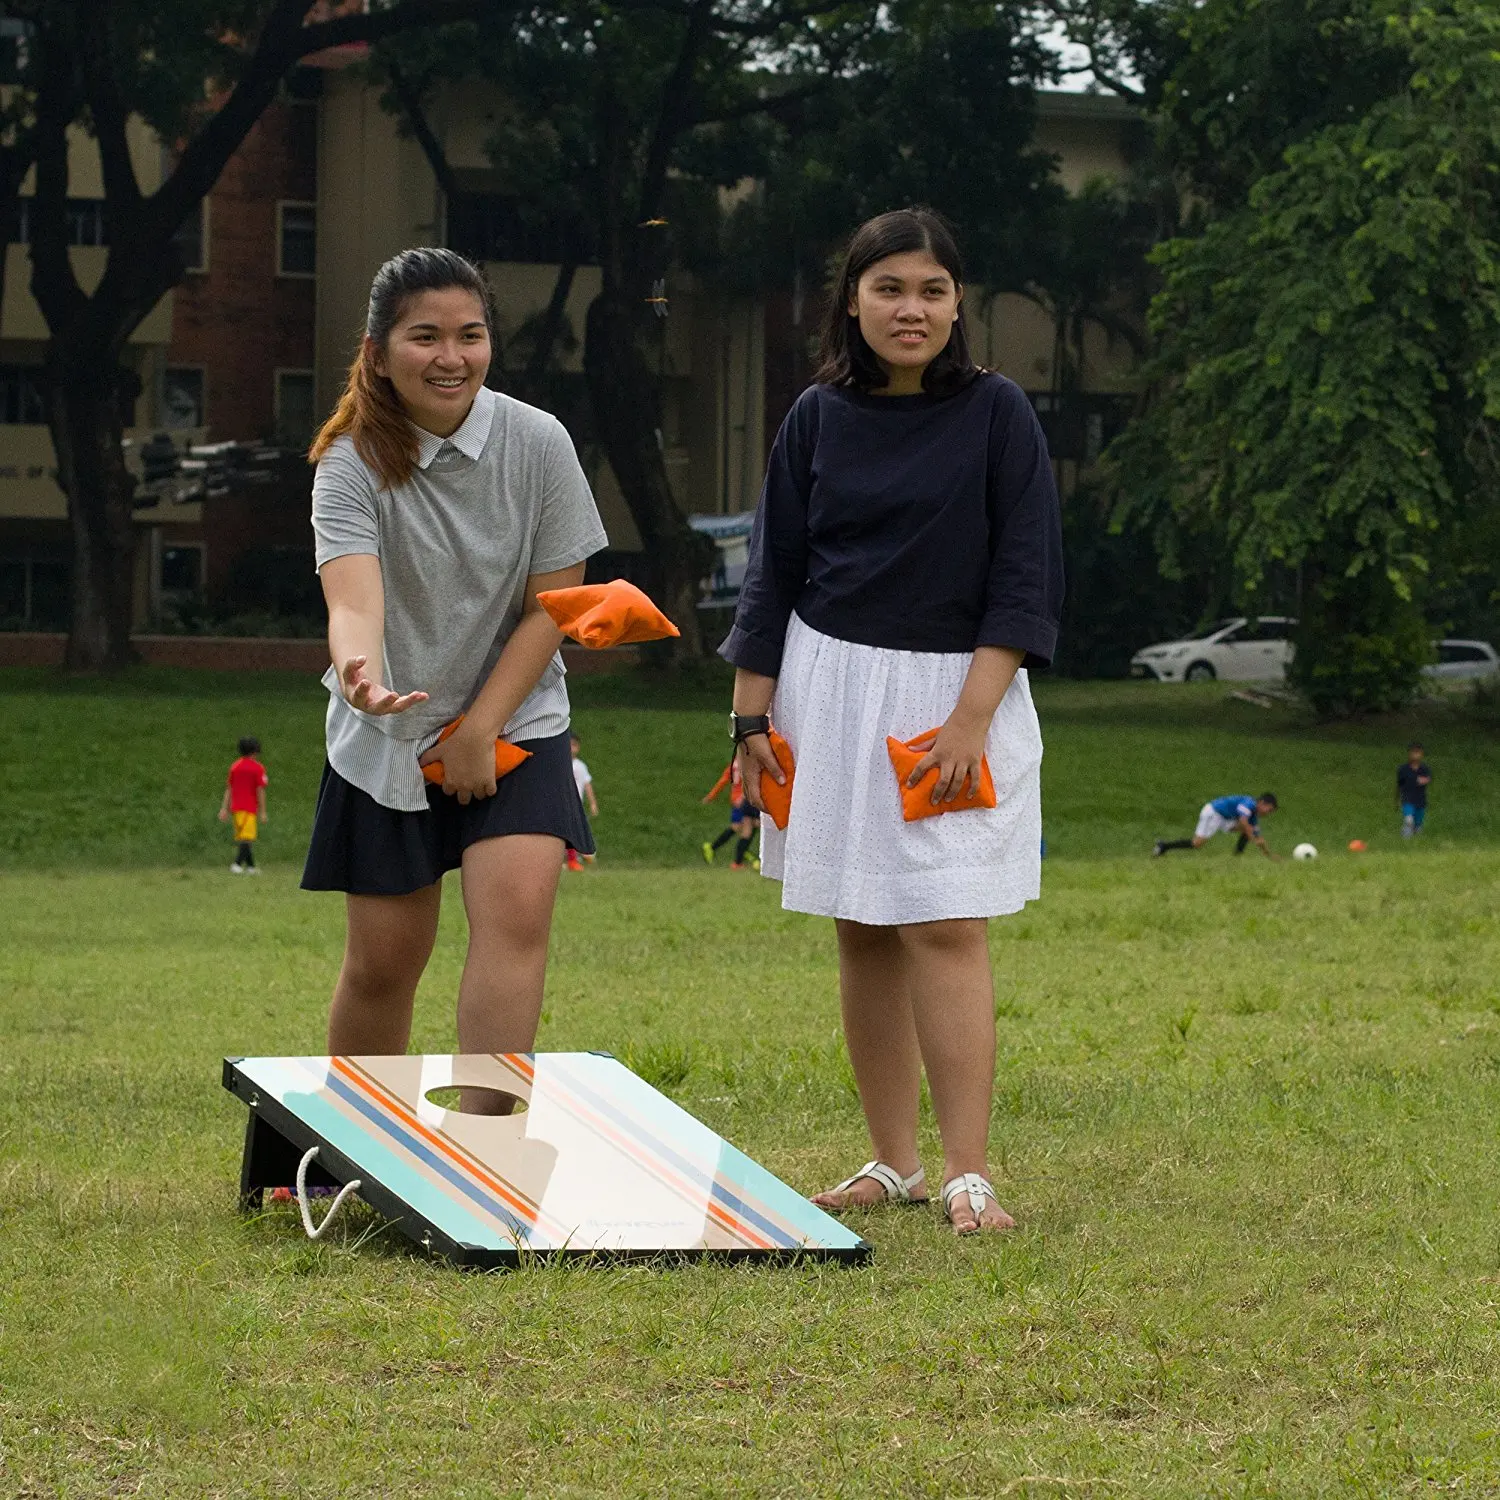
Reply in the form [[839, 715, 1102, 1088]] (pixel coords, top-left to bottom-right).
[[332, 1057, 544, 1230], [492, 1052, 535, 1087], [529, 1066, 773, 1249]]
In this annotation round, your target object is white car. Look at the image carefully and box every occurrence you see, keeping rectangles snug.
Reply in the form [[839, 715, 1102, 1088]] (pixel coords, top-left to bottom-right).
[[1423, 638, 1499, 680], [1130, 617, 1297, 683]]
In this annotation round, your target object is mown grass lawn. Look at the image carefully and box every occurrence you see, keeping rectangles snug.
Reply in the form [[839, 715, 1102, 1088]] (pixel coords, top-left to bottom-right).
[[1, 668, 1498, 1497]]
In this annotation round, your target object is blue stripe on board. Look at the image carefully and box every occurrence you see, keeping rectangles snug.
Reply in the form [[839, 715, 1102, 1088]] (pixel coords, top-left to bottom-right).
[[325, 1070, 534, 1242], [547, 1059, 800, 1249]]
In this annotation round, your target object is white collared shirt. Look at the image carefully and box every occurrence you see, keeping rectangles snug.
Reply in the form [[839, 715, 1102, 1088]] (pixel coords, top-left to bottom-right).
[[311, 386, 608, 811]]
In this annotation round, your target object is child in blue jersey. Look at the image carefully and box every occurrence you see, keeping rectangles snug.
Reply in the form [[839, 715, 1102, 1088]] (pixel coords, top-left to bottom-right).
[[1396, 742, 1431, 838], [1154, 793, 1279, 860]]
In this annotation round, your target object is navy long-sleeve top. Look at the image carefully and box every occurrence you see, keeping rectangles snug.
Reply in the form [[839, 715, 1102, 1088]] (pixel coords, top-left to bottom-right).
[[718, 373, 1065, 676]]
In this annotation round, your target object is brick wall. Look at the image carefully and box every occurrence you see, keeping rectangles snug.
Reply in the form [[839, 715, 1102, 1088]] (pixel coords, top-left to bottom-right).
[[169, 98, 318, 445]]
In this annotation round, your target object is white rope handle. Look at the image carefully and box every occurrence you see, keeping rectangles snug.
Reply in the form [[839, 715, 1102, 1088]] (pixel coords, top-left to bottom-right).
[[295, 1145, 362, 1241]]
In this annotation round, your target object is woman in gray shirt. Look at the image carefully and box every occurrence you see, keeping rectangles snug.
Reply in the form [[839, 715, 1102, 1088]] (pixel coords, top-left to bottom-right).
[[303, 249, 608, 1089]]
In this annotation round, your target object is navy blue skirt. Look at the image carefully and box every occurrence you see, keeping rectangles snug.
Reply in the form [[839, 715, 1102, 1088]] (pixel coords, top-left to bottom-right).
[[301, 730, 594, 896]]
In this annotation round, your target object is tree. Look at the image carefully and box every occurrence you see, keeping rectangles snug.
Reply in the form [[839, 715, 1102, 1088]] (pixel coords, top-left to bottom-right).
[[6, 0, 514, 672], [377, 1, 876, 656], [1106, 0, 1500, 714]]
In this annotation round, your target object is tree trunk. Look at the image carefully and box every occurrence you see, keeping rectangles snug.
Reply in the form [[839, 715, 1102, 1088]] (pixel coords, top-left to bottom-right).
[[584, 286, 714, 658], [50, 358, 139, 671]]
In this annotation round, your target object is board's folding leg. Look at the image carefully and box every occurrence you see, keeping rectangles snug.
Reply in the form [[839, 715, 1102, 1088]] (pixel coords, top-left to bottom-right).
[[238, 1107, 337, 1210]]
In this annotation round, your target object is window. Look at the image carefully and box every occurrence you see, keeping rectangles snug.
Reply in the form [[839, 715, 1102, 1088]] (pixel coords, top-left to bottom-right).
[[0, 17, 32, 86], [1241, 618, 1293, 642], [277, 202, 316, 277], [12, 197, 109, 246], [162, 367, 205, 430], [0, 365, 46, 424], [274, 370, 316, 448], [1438, 642, 1489, 664], [446, 192, 594, 264], [172, 198, 208, 273], [159, 544, 204, 596], [0, 548, 70, 629]]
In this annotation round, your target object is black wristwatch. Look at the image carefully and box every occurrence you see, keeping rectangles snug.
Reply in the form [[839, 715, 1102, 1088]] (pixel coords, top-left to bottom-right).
[[729, 712, 772, 743]]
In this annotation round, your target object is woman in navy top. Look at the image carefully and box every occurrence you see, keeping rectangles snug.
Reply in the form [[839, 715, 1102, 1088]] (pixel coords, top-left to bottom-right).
[[720, 209, 1063, 1234]]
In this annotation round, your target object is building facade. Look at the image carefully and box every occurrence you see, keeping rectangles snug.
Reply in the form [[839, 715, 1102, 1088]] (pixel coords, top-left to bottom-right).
[[0, 79, 1141, 632]]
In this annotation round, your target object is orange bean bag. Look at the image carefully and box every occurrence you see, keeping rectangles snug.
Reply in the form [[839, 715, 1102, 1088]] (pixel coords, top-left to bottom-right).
[[536, 579, 680, 648], [421, 716, 533, 786], [758, 731, 796, 830], [885, 729, 996, 822]]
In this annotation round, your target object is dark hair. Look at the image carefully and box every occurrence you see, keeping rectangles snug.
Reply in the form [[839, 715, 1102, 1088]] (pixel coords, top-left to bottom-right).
[[1258, 792, 1278, 809], [238, 736, 261, 757], [813, 208, 979, 396], [309, 247, 494, 488], [1408, 740, 1424, 752]]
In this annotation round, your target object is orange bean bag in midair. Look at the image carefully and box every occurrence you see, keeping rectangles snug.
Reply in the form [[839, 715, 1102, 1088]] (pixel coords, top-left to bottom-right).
[[885, 728, 996, 822], [420, 716, 532, 786], [757, 731, 796, 831], [536, 579, 680, 648]]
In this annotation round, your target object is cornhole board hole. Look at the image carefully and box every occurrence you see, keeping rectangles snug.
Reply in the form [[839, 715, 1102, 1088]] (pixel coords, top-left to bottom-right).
[[224, 1052, 870, 1266]]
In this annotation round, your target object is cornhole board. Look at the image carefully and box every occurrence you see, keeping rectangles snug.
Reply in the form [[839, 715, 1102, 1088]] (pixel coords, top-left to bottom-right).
[[224, 1052, 870, 1266]]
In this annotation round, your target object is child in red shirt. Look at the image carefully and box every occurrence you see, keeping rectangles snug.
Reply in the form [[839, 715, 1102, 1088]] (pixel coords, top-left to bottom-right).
[[219, 736, 269, 874]]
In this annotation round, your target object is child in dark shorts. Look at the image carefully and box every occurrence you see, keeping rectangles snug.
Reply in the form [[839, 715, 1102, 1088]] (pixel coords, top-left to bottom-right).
[[701, 757, 760, 870]]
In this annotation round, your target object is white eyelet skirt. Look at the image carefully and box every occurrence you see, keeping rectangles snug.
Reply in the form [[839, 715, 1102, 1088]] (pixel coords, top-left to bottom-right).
[[760, 613, 1044, 925]]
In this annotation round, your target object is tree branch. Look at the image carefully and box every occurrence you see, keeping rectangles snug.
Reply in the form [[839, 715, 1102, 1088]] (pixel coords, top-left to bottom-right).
[[28, 26, 85, 335], [638, 0, 715, 225], [523, 258, 578, 391], [383, 57, 464, 203], [688, 74, 830, 127], [78, 2, 142, 219], [144, 0, 518, 279]]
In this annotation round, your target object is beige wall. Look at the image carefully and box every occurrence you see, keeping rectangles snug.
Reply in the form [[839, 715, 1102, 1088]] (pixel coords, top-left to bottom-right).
[[315, 72, 443, 417], [0, 119, 177, 531], [1, 245, 172, 343], [972, 289, 1137, 396], [1032, 92, 1139, 193], [484, 261, 600, 375], [317, 77, 768, 540]]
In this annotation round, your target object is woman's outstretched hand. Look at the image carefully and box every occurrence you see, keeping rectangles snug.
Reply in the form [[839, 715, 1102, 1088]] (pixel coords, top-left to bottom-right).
[[735, 733, 783, 812], [909, 713, 988, 804], [339, 655, 429, 716]]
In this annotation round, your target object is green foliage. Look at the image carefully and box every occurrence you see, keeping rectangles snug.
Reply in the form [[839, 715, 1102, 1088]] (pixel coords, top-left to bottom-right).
[[1291, 573, 1433, 716], [749, 0, 1060, 291], [1108, 0, 1500, 714]]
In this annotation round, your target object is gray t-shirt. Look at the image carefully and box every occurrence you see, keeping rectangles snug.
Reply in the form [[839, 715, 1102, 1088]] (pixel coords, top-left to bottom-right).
[[312, 385, 609, 811]]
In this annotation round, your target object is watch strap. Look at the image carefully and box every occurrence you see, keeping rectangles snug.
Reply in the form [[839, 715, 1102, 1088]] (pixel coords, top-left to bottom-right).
[[730, 713, 772, 743]]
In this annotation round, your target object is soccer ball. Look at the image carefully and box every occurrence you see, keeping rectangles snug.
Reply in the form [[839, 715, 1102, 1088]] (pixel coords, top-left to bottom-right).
[[1292, 842, 1318, 861]]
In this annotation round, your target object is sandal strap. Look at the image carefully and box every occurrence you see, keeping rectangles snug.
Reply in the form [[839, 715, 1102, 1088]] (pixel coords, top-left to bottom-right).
[[941, 1172, 996, 1220], [832, 1159, 926, 1203]]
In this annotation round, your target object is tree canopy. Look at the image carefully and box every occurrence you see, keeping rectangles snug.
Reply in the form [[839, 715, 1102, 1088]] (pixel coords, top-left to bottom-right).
[[1074, 0, 1500, 711]]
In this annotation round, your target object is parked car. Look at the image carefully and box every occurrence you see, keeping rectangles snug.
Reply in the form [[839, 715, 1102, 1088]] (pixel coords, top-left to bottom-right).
[[1130, 617, 1297, 683], [1423, 639, 1499, 680]]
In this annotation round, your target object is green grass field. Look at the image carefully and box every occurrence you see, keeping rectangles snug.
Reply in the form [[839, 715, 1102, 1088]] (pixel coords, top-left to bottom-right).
[[1, 667, 1498, 1497]]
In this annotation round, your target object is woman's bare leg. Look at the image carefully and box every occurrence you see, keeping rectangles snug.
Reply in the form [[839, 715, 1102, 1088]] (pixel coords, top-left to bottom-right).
[[455, 834, 565, 1112], [327, 884, 442, 1054], [900, 916, 1013, 1232], [813, 919, 927, 1207]]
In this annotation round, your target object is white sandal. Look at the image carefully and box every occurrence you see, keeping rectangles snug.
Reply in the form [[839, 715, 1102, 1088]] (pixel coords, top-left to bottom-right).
[[817, 1160, 927, 1209], [941, 1172, 1012, 1234]]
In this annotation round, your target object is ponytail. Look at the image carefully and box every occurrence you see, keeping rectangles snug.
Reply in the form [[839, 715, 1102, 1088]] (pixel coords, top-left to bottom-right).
[[308, 247, 494, 489], [309, 340, 420, 488]]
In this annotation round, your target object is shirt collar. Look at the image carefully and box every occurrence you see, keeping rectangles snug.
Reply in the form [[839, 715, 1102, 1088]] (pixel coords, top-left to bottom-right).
[[413, 385, 496, 469]]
